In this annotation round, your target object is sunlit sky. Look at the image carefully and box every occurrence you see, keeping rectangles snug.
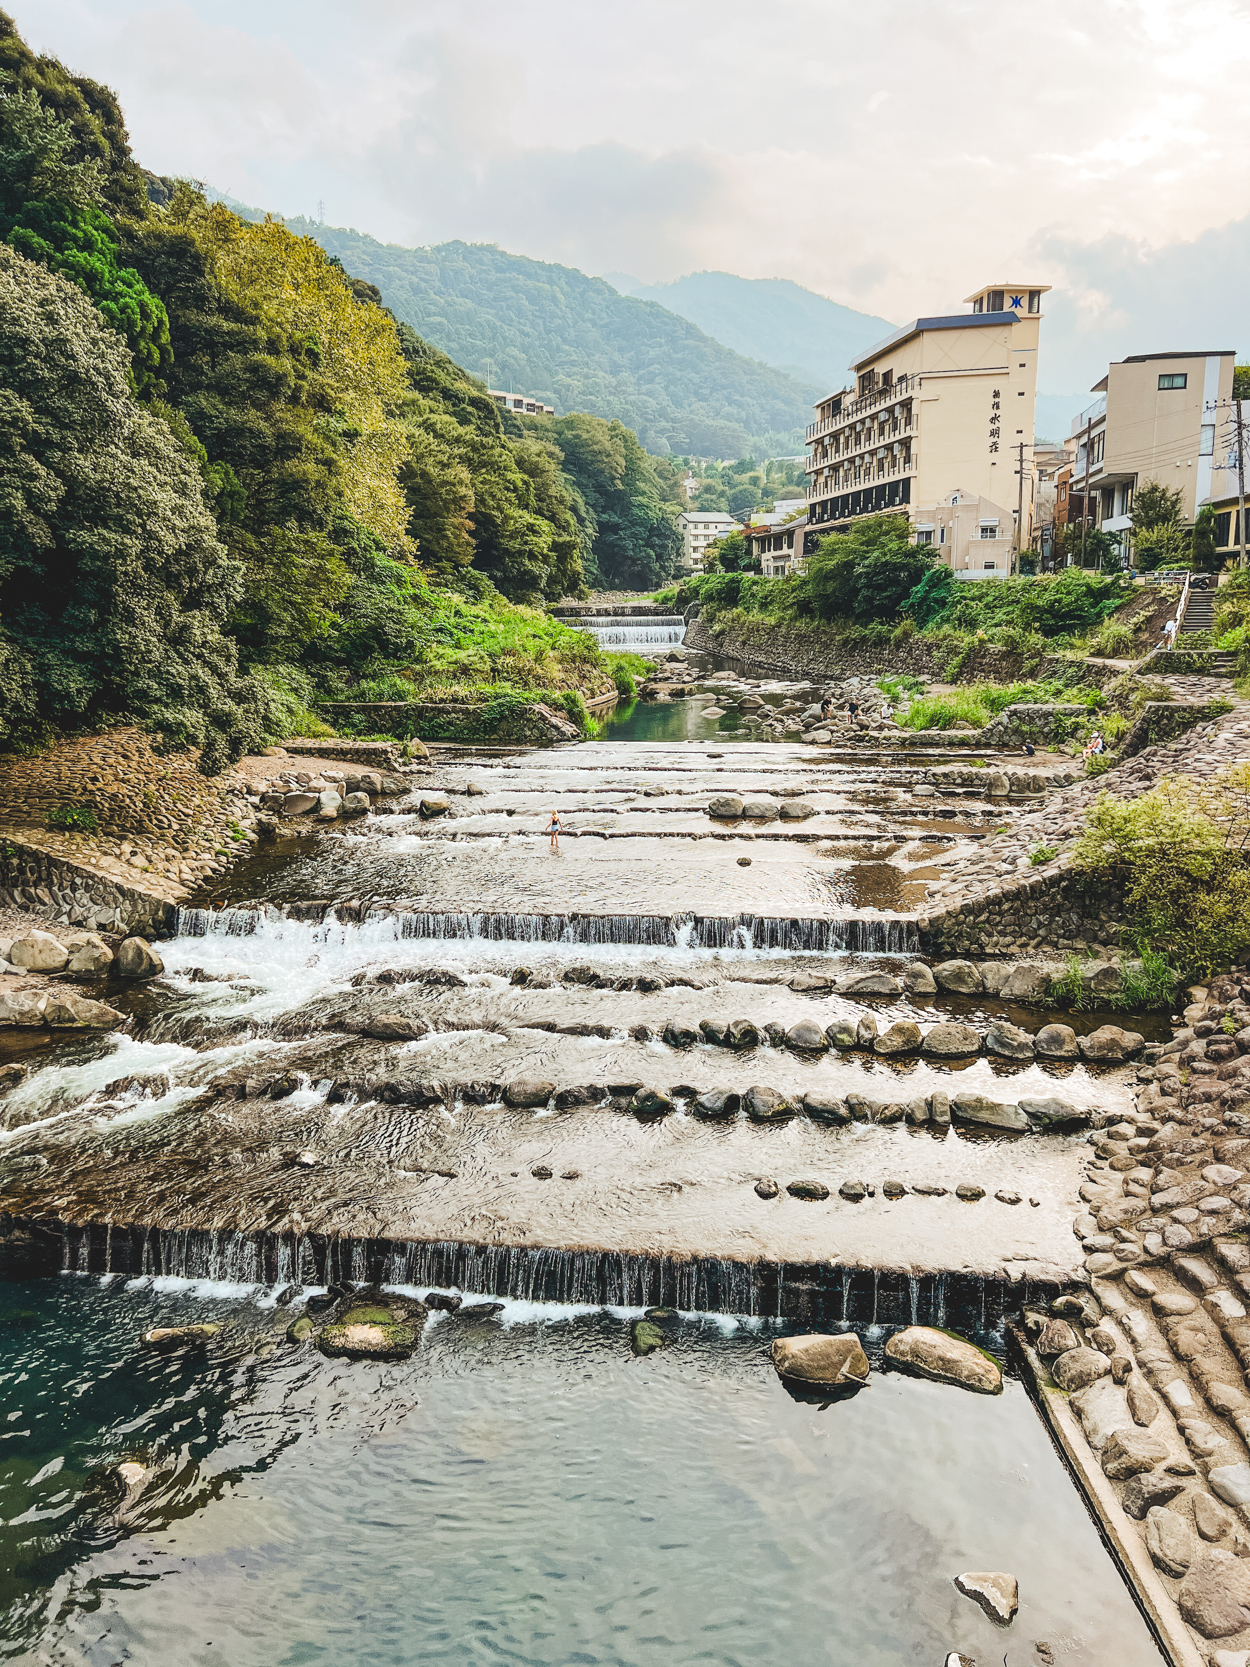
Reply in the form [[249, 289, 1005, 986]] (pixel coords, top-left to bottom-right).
[[25, 0, 1250, 393]]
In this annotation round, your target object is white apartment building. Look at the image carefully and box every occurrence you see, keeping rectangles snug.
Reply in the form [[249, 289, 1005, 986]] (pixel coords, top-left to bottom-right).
[[805, 281, 1048, 567], [488, 388, 556, 417], [745, 514, 811, 577], [677, 510, 736, 570], [913, 491, 1017, 578], [1067, 351, 1237, 539]]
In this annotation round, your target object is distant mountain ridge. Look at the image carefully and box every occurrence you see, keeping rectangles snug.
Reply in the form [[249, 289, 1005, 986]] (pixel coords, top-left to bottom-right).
[[283, 221, 820, 457], [607, 270, 895, 393]]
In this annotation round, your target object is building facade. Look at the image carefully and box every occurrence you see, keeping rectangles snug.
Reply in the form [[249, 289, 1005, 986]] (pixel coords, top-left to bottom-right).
[[487, 389, 556, 417], [912, 491, 1017, 578], [745, 514, 811, 578], [1066, 351, 1237, 543], [677, 510, 736, 571], [805, 282, 1048, 563]]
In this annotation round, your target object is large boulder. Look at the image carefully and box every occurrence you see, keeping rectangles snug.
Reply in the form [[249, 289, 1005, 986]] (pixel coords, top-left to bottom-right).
[[1000, 963, 1057, 1001], [65, 934, 113, 976], [706, 795, 744, 819], [1052, 1346, 1112, 1392], [726, 1018, 761, 1051], [503, 1079, 555, 1107], [1034, 1023, 1079, 1059], [950, 1093, 1028, 1133], [115, 937, 164, 980], [984, 1021, 1035, 1061], [744, 1086, 796, 1122], [778, 801, 815, 820], [903, 962, 937, 994], [43, 992, 125, 1029], [630, 1088, 674, 1120], [786, 1020, 829, 1053], [692, 1089, 740, 1119], [1019, 1096, 1083, 1127], [875, 1021, 922, 1056], [282, 791, 319, 816], [804, 1094, 850, 1123], [771, 1332, 870, 1390], [933, 960, 983, 994], [1101, 1427, 1169, 1479], [953, 1572, 1018, 1626], [838, 971, 902, 996], [663, 1020, 699, 1049], [742, 798, 780, 821], [922, 1022, 981, 1057], [1079, 1025, 1145, 1063], [9, 931, 69, 971], [1178, 1549, 1250, 1639], [884, 1327, 1002, 1394]]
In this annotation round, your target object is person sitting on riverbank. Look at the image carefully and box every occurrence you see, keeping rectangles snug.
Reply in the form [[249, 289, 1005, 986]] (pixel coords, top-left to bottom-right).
[[545, 810, 563, 852], [1081, 731, 1105, 760]]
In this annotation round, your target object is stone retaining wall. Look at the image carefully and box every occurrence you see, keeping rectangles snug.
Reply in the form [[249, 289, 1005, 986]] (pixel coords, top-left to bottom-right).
[[0, 837, 174, 935], [315, 699, 584, 744], [684, 616, 1117, 691], [1121, 699, 1234, 759], [980, 704, 1090, 748], [917, 863, 1129, 958], [281, 738, 413, 770]]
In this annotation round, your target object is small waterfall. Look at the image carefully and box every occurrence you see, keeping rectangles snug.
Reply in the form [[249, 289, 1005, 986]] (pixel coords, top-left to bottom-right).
[[567, 615, 686, 649], [177, 905, 918, 954], [41, 1221, 1056, 1339]]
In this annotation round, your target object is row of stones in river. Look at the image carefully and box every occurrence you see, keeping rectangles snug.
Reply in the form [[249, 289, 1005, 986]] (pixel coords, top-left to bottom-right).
[[1018, 967, 1250, 1658], [232, 1059, 1083, 1138]]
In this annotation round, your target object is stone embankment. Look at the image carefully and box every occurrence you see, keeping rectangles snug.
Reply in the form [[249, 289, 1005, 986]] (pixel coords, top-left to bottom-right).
[[0, 731, 422, 936], [683, 615, 1121, 691], [919, 680, 1250, 959], [1017, 968, 1250, 1665]]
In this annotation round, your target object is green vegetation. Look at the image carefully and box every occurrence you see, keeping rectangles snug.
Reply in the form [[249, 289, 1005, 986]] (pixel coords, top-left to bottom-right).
[[1029, 843, 1058, 866], [1073, 768, 1250, 979], [45, 803, 98, 833], [289, 225, 818, 458], [679, 455, 808, 519], [1047, 947, 1180, 1011], [0, 15, 671, 766]]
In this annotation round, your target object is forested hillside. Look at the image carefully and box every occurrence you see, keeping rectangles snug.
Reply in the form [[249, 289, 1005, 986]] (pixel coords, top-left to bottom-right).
[[0, 12, 666, 769], [609, 271, 893, 393], [287, 224, 820, 458]]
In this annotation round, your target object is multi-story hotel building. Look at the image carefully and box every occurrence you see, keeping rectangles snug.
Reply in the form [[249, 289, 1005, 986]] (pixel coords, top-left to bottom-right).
[[805, 283, 1049, 557]]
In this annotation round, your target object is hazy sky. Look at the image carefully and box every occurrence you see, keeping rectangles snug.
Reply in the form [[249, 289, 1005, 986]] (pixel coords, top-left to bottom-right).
[[24, 0, 1250, 393]]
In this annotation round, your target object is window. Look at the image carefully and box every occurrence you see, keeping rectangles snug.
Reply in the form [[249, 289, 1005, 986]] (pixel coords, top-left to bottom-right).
[[1158, 373, 1188, 390], [979, 522, 999, 539], [988, 290, 1005, 312], [1028, 291, 1042, 313], [983, 560, 997, 569], [916, 530, 933, 545], [939, 526, 946, 544], [1200, 424, 1215, 457]]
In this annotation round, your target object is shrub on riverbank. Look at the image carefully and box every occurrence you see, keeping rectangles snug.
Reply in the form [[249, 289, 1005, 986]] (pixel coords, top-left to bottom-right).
[[1072, 769, 1250, 978]]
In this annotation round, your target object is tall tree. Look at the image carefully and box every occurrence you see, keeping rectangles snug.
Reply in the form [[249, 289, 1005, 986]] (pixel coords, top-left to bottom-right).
[[0, 245, 267, 768]]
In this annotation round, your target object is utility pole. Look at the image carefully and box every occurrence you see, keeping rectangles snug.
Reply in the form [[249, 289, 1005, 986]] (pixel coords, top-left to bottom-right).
[[1080, 416, 1093, 568], [1014, 439, 1026, 574], [1237, 396, 1248, 570]]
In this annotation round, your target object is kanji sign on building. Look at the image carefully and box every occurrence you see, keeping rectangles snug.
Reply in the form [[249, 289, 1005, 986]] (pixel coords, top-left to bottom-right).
[[989, 388, 1001, 455]]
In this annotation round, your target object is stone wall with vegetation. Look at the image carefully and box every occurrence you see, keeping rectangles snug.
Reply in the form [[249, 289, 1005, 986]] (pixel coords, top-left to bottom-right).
[[918, 863, 1129, 959], [684, 616, 1114, 691], [1121, 699, 1234, 759]]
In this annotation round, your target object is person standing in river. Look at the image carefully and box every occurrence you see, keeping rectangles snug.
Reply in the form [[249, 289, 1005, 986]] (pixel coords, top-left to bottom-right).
[[546, 809, 563, 852]]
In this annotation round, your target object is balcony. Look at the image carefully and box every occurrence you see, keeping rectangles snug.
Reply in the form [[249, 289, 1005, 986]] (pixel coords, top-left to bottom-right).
[[806, 374, 918, 440], [807, 450, 914, 500]]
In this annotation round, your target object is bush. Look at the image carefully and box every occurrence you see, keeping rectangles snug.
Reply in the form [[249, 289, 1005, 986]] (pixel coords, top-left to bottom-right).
[[1086, 619, 1137, 659], [900, 688, 991, 730], [46, 803, 98, 832], [1073, 768, 1250, 977]]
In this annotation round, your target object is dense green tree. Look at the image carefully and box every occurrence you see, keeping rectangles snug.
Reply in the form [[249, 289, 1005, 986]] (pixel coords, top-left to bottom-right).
[[0, 245, 267, 768], [808, 514, 934, 622], [516, 411, 681, 591], [0, 10, 148, 219], [0, 81, 170, 392], [1131, 479, 1185, 533], [1191, 504, 1220, 572]]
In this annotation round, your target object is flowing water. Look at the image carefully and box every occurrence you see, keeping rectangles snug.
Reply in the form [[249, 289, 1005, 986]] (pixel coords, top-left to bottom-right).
[[568, 613, 686, 648], [0, 659, 1169, 1658], [0, 1277, 1164, 1667]]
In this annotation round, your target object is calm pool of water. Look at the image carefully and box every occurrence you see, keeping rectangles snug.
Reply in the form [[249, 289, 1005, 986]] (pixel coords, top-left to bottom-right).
[[0, 1277, 1161, 1666]]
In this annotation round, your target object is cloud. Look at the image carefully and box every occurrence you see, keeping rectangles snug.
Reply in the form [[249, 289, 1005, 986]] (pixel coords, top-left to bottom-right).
[[18, 0, 1250, 386]]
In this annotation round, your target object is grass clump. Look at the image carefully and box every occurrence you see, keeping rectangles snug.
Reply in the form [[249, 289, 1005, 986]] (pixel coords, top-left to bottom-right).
[[900, 688, 991, 730], [1046, 947, 1180, 1010]]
